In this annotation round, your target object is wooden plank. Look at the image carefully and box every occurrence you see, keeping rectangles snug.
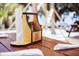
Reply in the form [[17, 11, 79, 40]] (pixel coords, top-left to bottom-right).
[[0, 34, 79, 56], [0, 42, 10, 52]]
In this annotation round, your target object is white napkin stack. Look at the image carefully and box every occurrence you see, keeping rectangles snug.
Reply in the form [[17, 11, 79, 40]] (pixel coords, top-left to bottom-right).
[[0, 49, 44, 56], [0, 34, 8, 37], [54, 44, 79, 50]]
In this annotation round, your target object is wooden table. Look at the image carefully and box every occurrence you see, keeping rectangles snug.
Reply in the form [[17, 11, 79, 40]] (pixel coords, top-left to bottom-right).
[[0, 33, 79, 56]]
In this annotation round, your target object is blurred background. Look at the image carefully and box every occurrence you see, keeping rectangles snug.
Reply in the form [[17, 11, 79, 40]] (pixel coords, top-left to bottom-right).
[[0, 3, 79, 32]]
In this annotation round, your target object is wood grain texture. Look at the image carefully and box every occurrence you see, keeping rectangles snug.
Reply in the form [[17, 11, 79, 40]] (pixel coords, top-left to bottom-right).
[[0, 33, 79, 56]]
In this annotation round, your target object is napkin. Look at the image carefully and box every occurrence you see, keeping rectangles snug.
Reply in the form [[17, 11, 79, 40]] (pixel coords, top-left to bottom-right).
[[0, 49, 44, 56], [54, 43, 79, 50], [0, 34, 8, 37]]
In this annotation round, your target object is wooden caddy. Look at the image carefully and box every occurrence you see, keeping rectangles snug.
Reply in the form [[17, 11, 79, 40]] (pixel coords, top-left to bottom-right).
[[10, 12, 42, 46]]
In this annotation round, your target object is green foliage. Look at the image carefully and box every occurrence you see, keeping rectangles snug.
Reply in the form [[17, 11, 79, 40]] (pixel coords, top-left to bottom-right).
[[0, 3, 18, 30], [0, 3, 18, 18]]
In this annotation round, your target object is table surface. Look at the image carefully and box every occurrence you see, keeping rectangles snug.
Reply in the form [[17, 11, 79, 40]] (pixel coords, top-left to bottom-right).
[[0, 33, 79, 56]]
